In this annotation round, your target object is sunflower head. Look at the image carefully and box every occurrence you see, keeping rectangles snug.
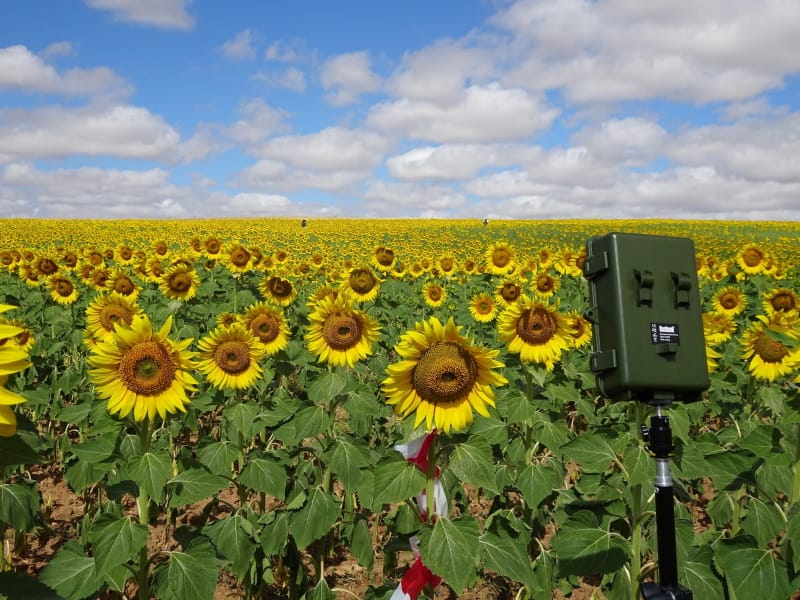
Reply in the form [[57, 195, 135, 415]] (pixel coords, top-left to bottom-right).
[[197, 324, 263, 390], [497, 296, 570, 370], [422, 282, 447, 307], [763, 288, 800, 317], [239, 302, 291, 355], [469, 293, 498, 323], [160, 263, 200, 301], [305, 295, 380, 368], [485, 242, 516, 276], [259, 275, 297, 307], [740, 314, 800, 381], [382, 316, 506, 433], [342, 267, 380, 302], [87, 314, 197, 422]]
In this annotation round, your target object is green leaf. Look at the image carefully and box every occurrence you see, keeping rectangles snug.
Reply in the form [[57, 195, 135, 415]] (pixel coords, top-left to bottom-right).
[[372, 457, 426, 507], [532, 410, 569, 451], [0, 481, 39, 531], [69, 432, 118, 462], [167, 467, 228, 508], [288, 488, 341, 549], [306, 576, 336, 600], [738, 424, 781, 459], [515, 461, 560, 509], [292, 404, 333, 443], [550, 510, 629, 577], [259, 511, 290, 556], [327, 439, 370, 490], [204, 512, 257, 580], [682, 546, 725, 600], [479, 529, 535, 590], [152, 537, 218, 600], [0, 434, 41, 466], [307, 369, 348, 404], [237, 457, 286, 499], [621, 442, 651, 487], [92, 515, 148, 577], [715, 545, 791, 600], [419, 517, 480, 595], [39, 541, 102, 600], [127, 451, 171, 503], [0, 571, 62, 600], [223, 402, 260, 438], [560, 432, 619, 473], [349, 516, 374, 569], [705, 450, 761, 490], [448, 438, 498, 493], [197, 440, 239, 477], [64, 459, 116, 494], [741, 497, 784, 548]]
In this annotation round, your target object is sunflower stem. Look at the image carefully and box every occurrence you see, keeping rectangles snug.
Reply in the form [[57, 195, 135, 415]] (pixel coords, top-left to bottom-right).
[[136, 419, 152, 600], [792, 423, 800, 505]]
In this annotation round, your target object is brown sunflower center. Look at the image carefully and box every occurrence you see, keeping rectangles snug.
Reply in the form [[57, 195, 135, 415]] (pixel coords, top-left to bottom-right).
[[742, 247, 763, 267], [412, 342, 477, 404], [491, 248, 511, 268], [168, 271, 193, 293], [427, 286, 443, 301], [265, 277, 291, 299], [119, 247, 133, 261], [275, 250, 288, 263], [250, 313, 280, 344], [54, 279, 74, 296], [476, 299, 493, 314], [214, 340, 252, 374], [440, 258, 454, 272], [753, 332, 789, 363], [569, 317, 587, 339], [118, 341, 176, 395], [349, 269, 377, 294], [154, 242, 168, 256], [720, 292, 740, 310], [517, 307, 557, 345], [536, 274, 555, 293], [99, 304, 136, 333], [500, 282, 521, 303], [205, 238, 221, 254], [375, 248, 394, 266], [113, 276, 135, 295], [36, 258, 57, 276], [322, 313, 362, 350], [92, 270, 110, 287], [230, 247, 250, 267], [770, 291, 796, 312]]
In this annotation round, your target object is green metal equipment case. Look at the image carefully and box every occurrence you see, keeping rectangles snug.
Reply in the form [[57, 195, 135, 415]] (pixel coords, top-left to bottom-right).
[[583, 232, 710, 404]]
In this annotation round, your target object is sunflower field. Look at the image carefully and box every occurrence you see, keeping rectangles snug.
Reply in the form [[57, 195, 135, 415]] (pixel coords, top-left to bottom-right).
[[0, 218, 799, 600]]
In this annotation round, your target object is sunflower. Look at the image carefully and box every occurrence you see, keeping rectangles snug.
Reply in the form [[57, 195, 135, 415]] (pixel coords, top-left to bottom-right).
[[437, 256, 457, 278], [305, 295, 380, 368], [553, 248, 584, 277], [259, 275, 297, 307], [159, 263, 200, 302], [273, 248, 290, 267], [536, 248, 553, 271], [711, 286, 746, 317], [531, 272, 559, 298], [422, 282, 447, 307], [462, 259, 478, 276], [106, 270, 140, 302], [197, 324, 264, 390], [763, 288, 800, 317], [146, 258, 166, 282], [46, 274, 79, 305], [382, 316, 507, 433], [18, 265, 41, 287], [152, 240, 171, 260], [116, 244, 135, 265], [216, 311, 239, 329], [0, 319, 35, 352], [564, 311, 592, 349], [705, 344, 721, 373], [32, 255, 60, 278], [703, 311, 736, 346], [372, 247, 397, 273], [469, 293, 498, 323], [308, 285, 348, 310], [740, 314, 800, 381], [497, 296, 571, 370], [485, 241, 516, 276], [223, 243, 252, 274], [239, 302, 291, 355], [736, 243, 768, 275], [89, 267, 112, 292], [87, 313, 197, 422], [341, 267, 380, 302], [203, 236, 223, 258], [85, 293, 143, 342], [495, 280, 523, 308]]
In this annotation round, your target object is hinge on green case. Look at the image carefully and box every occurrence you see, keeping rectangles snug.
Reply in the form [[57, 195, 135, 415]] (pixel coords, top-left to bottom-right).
[[671, 271, 692, 308], [655, 342, 678, 355], [590, 349, 617, 373], [634, 269, 654, 306], [582, 252, 609, 278]]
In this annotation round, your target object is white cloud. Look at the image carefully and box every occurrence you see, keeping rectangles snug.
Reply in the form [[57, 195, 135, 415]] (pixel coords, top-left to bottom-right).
[[386, 143, 537, 181], [226, 99, 291, 148], [84, 0, 195, 30], [219, 29, 257, 60], [251, 67, 307, 93], [321, 51, 381, 106], [386, 40, 494, 104], [0, 105, 186, 163], [494, 0, 800, 104], [574, 117, 668, 165], [360, 180, 468, 217], [368, 82, 559, 143], [0, 163, 192, 218], [264, 40, 300, 62], [226, 192, 301, 216], [40, 41, 76, 59], [0, 45, 129, 97]]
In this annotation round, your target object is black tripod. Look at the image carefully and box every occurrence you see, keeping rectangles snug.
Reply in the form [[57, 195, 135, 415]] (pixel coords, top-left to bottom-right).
[[639, 404, 693, 600]]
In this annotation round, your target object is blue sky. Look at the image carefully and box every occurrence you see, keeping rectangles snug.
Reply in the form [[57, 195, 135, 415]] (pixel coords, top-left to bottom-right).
[[2, 0, 800, 220]]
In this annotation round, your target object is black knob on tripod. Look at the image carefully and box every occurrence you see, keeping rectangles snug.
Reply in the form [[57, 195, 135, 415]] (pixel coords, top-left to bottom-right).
[[641, 581, 693, 599]]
